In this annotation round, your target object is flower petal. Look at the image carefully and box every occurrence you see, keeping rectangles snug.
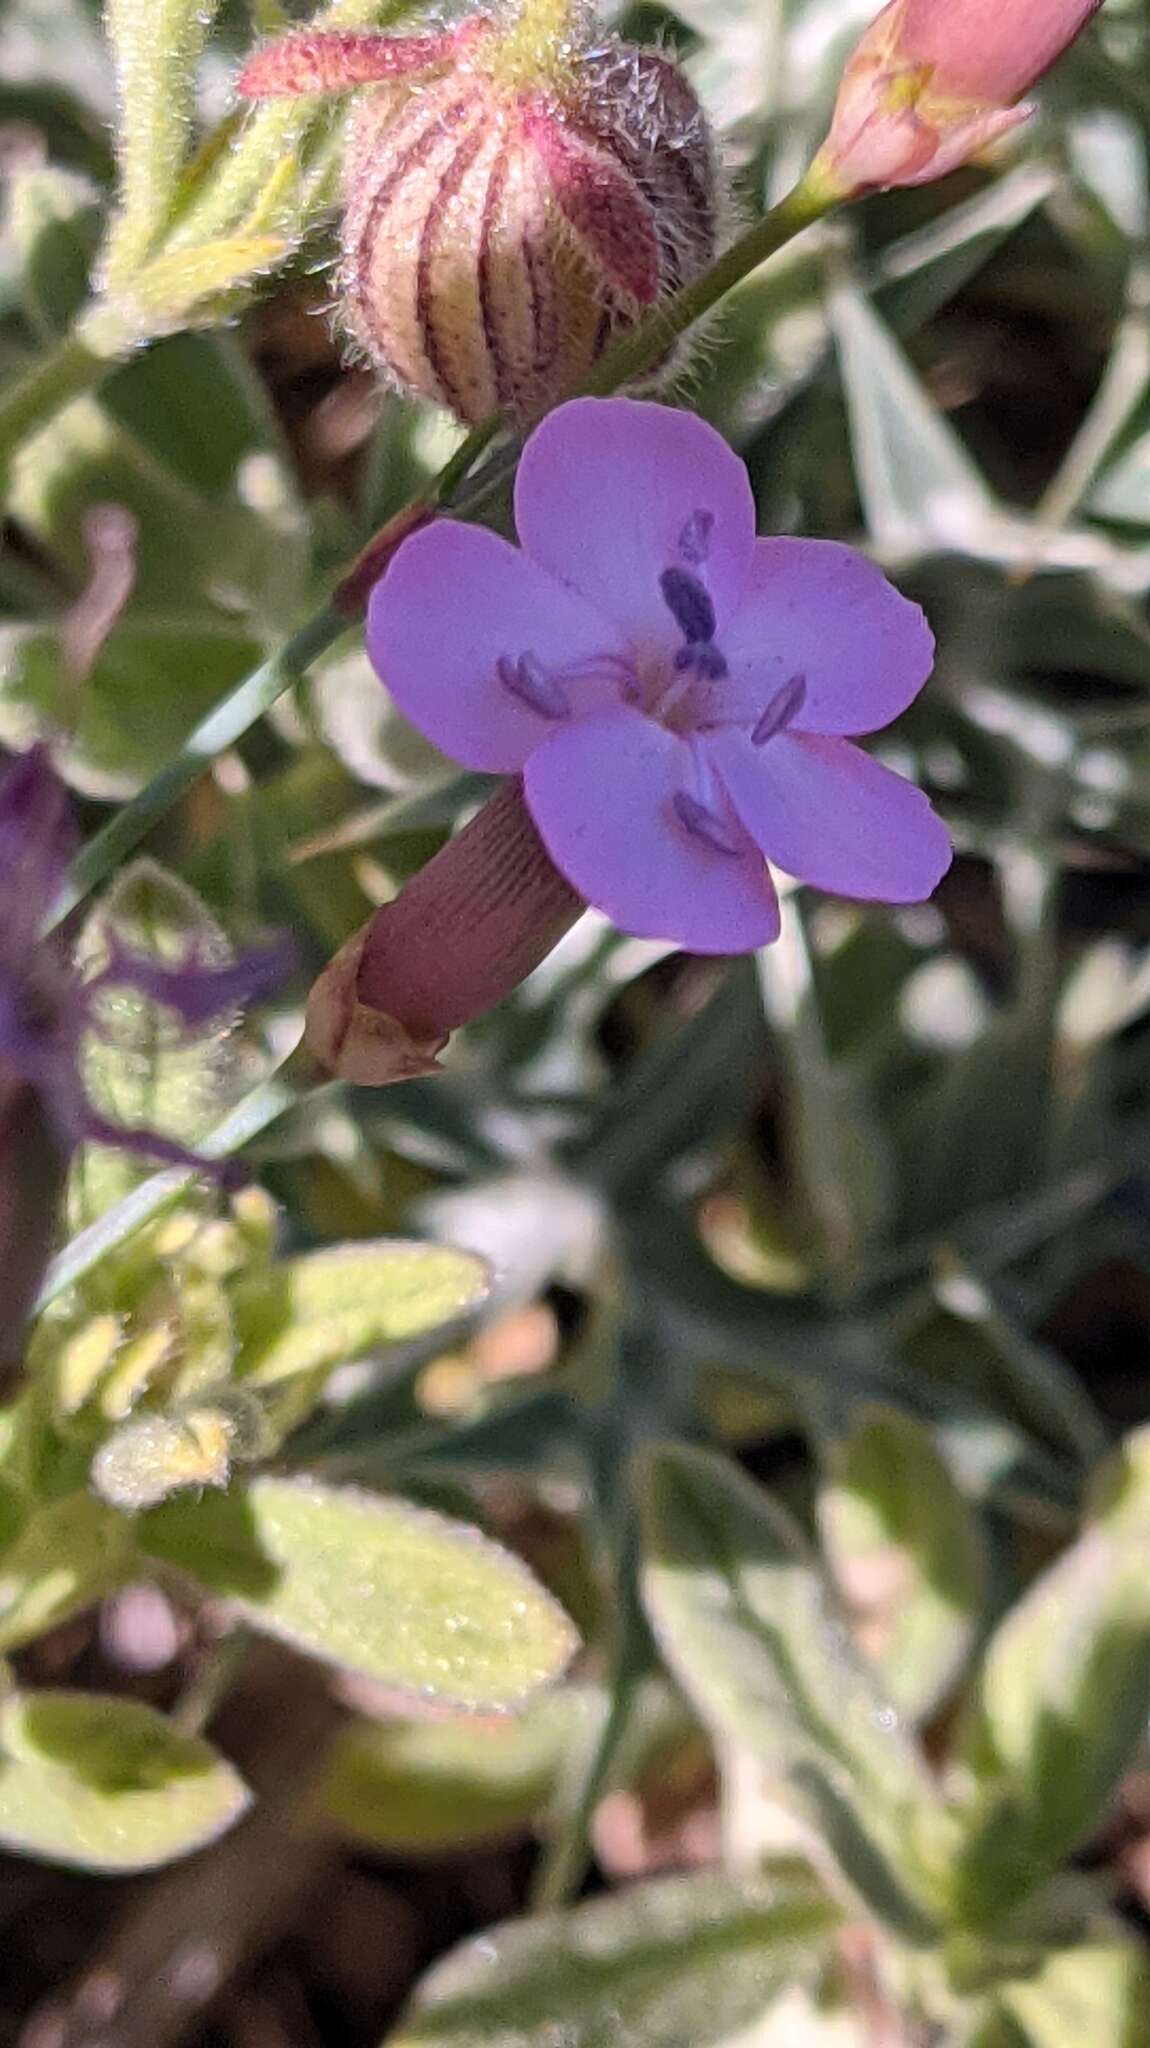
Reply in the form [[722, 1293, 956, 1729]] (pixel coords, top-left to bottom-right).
[[513, 399, 757, 656], [711, 730, 952, 903], [523, 707, 779, 952], [367, 521, 625, 773], [722, 540, 935, 736]]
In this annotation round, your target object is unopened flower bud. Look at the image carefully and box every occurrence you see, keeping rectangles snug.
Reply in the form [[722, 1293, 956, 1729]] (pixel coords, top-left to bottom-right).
[[812, 0, 1102, 197], [305, 780, 582, 1085], [237, 3, 718, 422]]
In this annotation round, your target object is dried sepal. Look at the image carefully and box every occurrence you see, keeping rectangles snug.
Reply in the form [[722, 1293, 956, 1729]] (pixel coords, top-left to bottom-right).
[[235, 28, 469, 99]]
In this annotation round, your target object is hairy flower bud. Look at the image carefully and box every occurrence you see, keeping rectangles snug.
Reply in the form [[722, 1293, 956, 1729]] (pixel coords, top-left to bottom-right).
[[236, 4, 719, 422], [812, 0, 1102, 196]]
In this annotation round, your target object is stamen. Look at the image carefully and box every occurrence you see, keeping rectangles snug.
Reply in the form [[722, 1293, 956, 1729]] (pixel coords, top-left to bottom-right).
[[673, 789, 744, 858], [659, 566, 717, 647], [752, 672, 807, 746], [678, 509, 714, 567], [693, 644, 729, 682], [497, 653, 571, 720]]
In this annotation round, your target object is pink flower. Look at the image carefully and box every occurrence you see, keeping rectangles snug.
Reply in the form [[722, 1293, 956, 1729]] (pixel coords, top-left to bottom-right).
[[814, 0, 1102, 195], [365, 399, 950, 956]]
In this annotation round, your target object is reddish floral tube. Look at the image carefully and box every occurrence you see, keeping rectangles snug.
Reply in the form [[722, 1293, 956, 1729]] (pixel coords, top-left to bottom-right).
[[304, 780, 583, 1085], [812, 0, 1102, 196]]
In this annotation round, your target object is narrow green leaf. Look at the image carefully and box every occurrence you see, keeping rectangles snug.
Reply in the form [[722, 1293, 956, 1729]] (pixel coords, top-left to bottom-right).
[[167, 0, 413, 251], [818, 1405, 985, 1721], [104, 0, 224, 282], [387, 1866, 839, 2048], [640, 1445, 952, 1940], [140, 1475, 577, 1712], [830, 278, 998, 558], [0, 1690, 249, 1872], [0, 1492, 133, 1651], [953, 1425, 1150, 1921], [119, 233, 287, 325], [232, 1242, 490, 1387]]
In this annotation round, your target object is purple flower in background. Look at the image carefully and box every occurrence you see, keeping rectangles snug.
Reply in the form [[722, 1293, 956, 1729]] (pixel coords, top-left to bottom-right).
[[0, 745, 290, 1164], [366, 398, 951, 952]]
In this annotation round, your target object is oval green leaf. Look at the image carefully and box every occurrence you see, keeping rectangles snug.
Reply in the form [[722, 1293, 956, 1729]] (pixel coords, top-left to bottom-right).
[[321, 1686, 599, 1853], [232, 1241, 490, 1387], [140, 1475, 577, 1712], [0, 1690, 250, 1872]]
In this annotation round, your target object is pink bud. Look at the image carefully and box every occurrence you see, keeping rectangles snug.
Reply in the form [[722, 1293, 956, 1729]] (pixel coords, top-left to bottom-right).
[[813, 0, 1102, 196], [304, 781, 582, 1085]]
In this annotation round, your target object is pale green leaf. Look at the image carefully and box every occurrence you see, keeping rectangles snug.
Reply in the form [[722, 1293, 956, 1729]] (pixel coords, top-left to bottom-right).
[[232, 1241, 490, 1387], [3, 329, 308, 666], [321, 1686, 599, 1852], [71, 860, 241, 1226], [167, 0, 412, 251], [0, 1491, 133, 1651], [140, 1475, 577, 1712], [6, 166, 101, 342], [953, 1425, 1150, 1921], [104, 0, 224, 282], [1000, 1939, 1150, 2047], [0, 1690, 249, 1871], [1089, 429, 1150, 525], [387, 1865, 839, 2048], [817, 1405, 984, 1721], [640, 1445, 951, 1940], [830, 279, 998, 559], [117, 234, 287, 326]]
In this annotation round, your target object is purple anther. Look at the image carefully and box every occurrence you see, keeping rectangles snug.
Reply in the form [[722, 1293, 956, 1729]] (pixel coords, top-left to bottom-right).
[[660, 566, 718, 648], [752, 673, 807, 747], [678, 509, 715, 567], [497, 653, 571, 720], [672, 789, 744, 857], [693, 643, 729, 682]]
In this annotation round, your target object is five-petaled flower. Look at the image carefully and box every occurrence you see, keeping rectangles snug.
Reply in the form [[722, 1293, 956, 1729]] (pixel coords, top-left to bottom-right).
[[372, 397, 950, 947], [306, 399, 951, 1084]]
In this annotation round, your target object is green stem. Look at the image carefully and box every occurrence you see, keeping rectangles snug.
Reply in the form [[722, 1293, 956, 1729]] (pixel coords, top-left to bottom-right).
[[52, 176, 832, 921], [34, 1047, 322, 1311], [0, 330, 119, 473], [48, 605, 346, 929], [581, 171, 837, 397], [531, 1663, 638, 1910]]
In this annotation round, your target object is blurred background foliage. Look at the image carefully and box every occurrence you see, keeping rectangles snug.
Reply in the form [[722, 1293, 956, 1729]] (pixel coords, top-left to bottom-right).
[[6, 0, 1150, 2044]]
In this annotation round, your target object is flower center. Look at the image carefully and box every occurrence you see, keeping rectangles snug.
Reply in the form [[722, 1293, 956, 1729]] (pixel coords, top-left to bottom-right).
[[492, 506, 811, 860]]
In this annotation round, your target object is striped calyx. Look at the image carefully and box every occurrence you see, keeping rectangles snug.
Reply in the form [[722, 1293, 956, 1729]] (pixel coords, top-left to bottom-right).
[[236, 9, 719, 423]]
